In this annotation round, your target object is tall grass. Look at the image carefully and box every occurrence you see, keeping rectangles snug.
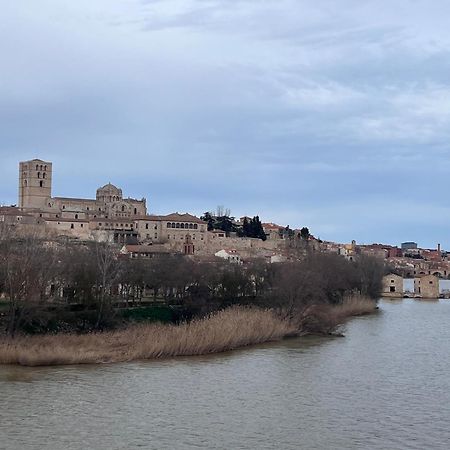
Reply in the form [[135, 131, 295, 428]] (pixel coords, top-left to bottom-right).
[[297, 295, 378, 335], [0, 297, 377, 367], [0, 307, 296, 366]]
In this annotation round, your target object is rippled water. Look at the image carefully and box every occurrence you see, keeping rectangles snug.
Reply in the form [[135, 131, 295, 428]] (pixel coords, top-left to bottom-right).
[[1, 299, 450, 449]]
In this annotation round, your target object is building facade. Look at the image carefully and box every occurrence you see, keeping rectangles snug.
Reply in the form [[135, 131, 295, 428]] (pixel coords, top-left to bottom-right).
[[382, 274, 404, 298]]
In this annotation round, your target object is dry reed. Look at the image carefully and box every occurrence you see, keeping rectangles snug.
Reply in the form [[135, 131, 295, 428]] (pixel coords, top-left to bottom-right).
[[0, 307, 296, 367], [297, 295, 378, 335]]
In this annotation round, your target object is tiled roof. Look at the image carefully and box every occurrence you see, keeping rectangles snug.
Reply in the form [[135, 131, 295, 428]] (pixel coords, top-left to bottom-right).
[[134, 213, 206, 224]]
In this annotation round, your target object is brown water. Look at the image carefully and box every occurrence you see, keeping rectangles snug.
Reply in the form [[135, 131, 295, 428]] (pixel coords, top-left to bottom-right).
[[1, 299, 450, 449]]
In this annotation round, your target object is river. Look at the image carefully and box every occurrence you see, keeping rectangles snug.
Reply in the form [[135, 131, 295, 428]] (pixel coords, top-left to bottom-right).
[[1, 299, 449, 449]]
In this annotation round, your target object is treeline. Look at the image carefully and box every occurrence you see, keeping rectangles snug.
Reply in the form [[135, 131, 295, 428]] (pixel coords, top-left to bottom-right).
[[0, 226, 384, 336]]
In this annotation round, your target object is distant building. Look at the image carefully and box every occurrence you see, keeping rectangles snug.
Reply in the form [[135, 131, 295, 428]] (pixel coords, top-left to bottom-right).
[[414, 274, 439, 299], [382, 274, 404, 298], [19, 159, 147, 217], [215, 249, 242, 264], [401, 242, 418, 251]]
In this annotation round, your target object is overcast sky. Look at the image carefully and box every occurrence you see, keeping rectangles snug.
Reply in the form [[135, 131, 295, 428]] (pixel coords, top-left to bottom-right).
[[1, 0, 450, 248]]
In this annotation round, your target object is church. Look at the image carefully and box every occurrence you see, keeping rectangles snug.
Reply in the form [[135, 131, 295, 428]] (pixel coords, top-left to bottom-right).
[[12, 158, 208, 250]]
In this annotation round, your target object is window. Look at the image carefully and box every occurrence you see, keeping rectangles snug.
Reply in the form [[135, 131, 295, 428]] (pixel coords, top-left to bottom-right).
[[39, 181, 44, 187], [154, 225, 157, 230], [63, 205, 65, 209], [38, 172, 41, 179], [75, 214, 78, 219], [44, 165, 47, 171], [43, 173, 46, 179], [176, 223, 180, 228], [390, 286, 395, 292], [81, 224, 84, 228], [166, 222, 171, 228], [189, 223, 193, 229], [36, 165, 39, 171], [181, 223, 185, 229], [40, 165, 43, 170], [122, 205, 125, 212], [24, 180, 27, 187], [194, 224, 198, 229], [146, 224, 149, 229], [70, 224, 74, 229], [134, 208, 137, 215], [99, 223, 102, 226]]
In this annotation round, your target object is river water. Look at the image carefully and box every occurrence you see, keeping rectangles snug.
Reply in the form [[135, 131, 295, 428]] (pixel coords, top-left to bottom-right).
[[1, 299, 450, 450]]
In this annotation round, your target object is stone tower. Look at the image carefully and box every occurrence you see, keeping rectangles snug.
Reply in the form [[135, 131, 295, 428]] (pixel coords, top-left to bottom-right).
[[18, 159, 52, 209]]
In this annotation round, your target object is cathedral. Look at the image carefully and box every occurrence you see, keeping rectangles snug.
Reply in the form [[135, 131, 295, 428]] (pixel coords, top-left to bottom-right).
[[11, 158, 208, 250], [19, 159, 147, 219]]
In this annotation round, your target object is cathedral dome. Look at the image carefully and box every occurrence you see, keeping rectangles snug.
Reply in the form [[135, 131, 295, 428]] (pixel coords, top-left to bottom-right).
[[96, 183, 123, 202]]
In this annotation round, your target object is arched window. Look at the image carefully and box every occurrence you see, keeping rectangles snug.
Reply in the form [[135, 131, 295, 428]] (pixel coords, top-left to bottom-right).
[[121, 205, 125, 212], [43, 173, 46, 179], [36, 164, 38, 170], [134, 208, 137, 215], [167, 223, 171, 228], [194, 224, 198, 229], [39, 180, 44, 187], [40, 165, 43, 170], [70, 224, 74, 229], [44, 165, 47, 171], [37, 172, 41, 179], [75, 214, 78, 219], [176, 223, 180, 228], [181, 223, 185, 229], [189, 223, 193, 229]]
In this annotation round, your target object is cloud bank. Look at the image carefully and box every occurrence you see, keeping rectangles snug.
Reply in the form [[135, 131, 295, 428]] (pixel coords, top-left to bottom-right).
[[1, 0, 449, 247]]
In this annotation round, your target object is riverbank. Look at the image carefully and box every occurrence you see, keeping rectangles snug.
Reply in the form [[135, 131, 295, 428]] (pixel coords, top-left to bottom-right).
[[0, 297, 377, 366]]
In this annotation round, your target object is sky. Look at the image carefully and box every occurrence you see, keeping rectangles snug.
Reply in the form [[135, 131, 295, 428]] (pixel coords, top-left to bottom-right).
[[1, 0, 450, 249]]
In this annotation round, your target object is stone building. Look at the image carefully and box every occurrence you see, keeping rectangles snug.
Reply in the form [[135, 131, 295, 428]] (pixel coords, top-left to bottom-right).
[[19, 159, 147, 220], [382, 274, 404, 298], [10, 158, 286, 257], [414, 274, 439, 299]]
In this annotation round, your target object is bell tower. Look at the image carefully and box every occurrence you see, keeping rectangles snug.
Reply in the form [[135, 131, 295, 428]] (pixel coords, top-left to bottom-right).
[[18, 159, 52, 209]]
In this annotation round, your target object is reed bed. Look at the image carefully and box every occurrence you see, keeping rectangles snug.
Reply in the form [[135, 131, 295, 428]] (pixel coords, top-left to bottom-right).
[[0, 307, 296, 367], [332, 295, 378, 319]]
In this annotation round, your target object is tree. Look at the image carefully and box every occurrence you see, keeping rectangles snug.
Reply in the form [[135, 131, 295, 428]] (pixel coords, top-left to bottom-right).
[[93, 240, 122, 328], [241, 216, 266, 240], [300, 227, 310, 240], [200, 212, 215, 231]]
